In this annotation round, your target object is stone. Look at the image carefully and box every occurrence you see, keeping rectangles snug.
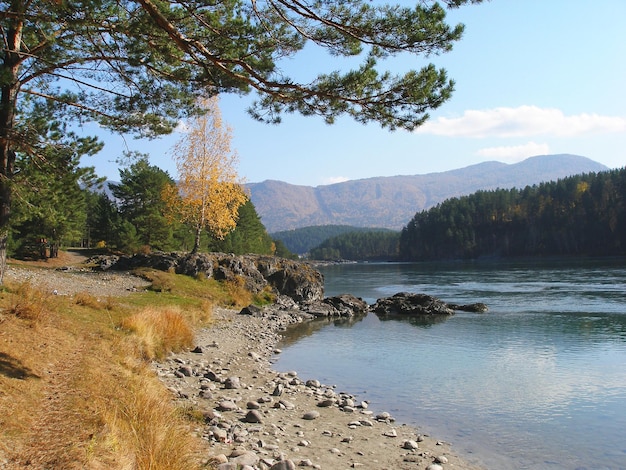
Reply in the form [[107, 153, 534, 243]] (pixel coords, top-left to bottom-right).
[[211, 454, 228, 464], [435, 455, 449, 464], [240, 304, 263, 316], [448, 302, 489, 313], [269, 460, 296, 470], [248, 351, 262, 361], [244, 410, 263, 423], [108, 252, 325, 302], [402, 440, 419, 450], [177, 365, 193, 377], [204, 370, 220, 382], [371, 292, 455, 316], [210, 427, 228, 442], [278, 399, 295, 410], [246, 400, 261, 409], [317, 399, 335, 408], [217, 400, 238, 412], [230, 451, 259, 467], [302, 410, 320, 420], [225, 376, 241, 389], [323, 294, 370, 317], [426, 465, 443, 470]]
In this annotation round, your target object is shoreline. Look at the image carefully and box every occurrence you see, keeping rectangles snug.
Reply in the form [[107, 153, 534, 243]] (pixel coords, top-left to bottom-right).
[[155, 307, 486, 470]]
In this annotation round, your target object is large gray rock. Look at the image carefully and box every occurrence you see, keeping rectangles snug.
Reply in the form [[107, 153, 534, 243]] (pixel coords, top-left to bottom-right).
[[301, 294, 369, 318], [255, 256, 324, 302], [372, 292, 455, 316]]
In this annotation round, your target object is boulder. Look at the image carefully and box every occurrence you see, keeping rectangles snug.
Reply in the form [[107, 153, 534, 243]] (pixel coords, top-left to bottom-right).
[[371, 292, 455, 316], [323, 294, 369, 316], [301, 294, 369, 318], [256, 256, 324, 302], [447, 302, 489, 313]]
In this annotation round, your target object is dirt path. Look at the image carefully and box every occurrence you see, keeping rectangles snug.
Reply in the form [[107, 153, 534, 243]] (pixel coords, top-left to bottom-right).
[[10, 341, 91, 469]]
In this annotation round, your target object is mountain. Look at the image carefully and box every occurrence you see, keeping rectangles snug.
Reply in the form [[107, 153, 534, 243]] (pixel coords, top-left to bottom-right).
[[247, 154, 609, 233]]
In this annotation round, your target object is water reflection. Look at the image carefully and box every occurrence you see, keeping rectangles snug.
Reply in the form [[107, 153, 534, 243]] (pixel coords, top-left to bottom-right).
[[279, 314, 366, 347], [375, 312, 451, 328]]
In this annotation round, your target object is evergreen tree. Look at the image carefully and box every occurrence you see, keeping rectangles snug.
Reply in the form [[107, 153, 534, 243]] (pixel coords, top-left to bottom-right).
[[85, 191, 122, 250], [208, 199, 275, 255], [10, 116, 103, 257], [110, 159, 176, 251]]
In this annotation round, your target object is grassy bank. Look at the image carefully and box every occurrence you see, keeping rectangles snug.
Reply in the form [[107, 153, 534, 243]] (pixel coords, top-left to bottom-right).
[[0, 258, 264, 469]]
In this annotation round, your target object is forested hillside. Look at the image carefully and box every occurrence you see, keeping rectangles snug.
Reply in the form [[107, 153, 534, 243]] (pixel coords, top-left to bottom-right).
[[309, 231, 400, 261], [399, 168, 626, 261], [248, 155, 608, 232], [271, 225, 387, 255]]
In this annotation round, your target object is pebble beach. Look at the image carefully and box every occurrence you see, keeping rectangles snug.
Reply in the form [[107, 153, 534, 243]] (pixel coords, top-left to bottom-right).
[[155, 307, 486, 470]]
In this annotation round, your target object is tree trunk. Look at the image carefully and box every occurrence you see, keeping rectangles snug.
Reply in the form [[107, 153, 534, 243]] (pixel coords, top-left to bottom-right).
[[192, 223, 202, 254], [0, 16, 23, 284], [0, 116, 17, 285]]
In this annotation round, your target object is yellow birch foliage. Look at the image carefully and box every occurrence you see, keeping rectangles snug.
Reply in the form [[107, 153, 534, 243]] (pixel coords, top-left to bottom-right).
[[164, 96, 247, 251]]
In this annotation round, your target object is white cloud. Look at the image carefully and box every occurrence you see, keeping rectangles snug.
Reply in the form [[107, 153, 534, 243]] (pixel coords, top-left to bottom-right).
[[416, 106, 626, 138], [476, 141, 551, 163]]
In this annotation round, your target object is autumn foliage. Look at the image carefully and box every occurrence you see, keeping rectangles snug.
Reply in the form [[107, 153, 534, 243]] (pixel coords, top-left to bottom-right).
[[163, 96, 247, 252]]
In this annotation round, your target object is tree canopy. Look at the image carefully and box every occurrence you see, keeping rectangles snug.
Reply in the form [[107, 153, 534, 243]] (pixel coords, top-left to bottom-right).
[[1, 0, 482, 281]]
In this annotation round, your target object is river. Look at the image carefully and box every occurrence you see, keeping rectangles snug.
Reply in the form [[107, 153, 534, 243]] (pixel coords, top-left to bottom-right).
[[273, 258, 626, 469]]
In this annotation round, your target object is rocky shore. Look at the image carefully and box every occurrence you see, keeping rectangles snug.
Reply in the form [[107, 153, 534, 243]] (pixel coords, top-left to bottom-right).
[[6, 252, 487, 469], [155, 307, 485, 470]]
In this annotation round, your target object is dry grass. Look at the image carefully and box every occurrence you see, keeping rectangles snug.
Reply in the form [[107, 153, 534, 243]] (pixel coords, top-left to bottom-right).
[[73, 291, 113, 310], [4, 281, 51, 324], [98, 372, 201, 470], [224, 276, 253, 308], [0, 272, 212, 469], [120, 306, 195, 360]]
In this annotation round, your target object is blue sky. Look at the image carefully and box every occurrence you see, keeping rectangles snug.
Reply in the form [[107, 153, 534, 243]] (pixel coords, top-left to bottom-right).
[[86, 0, 626, 186]]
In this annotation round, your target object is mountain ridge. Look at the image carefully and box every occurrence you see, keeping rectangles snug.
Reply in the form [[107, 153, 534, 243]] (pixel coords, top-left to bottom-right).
[[247, 154, 609, 233]]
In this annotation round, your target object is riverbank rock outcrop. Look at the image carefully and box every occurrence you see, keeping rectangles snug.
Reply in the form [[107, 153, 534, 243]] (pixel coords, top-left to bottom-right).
[[99, 252, 324, 303]]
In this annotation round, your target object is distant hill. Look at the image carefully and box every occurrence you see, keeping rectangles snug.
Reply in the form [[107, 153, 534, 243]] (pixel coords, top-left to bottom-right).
[[247, 154, 609, 232], [272, 225, 395, 256]]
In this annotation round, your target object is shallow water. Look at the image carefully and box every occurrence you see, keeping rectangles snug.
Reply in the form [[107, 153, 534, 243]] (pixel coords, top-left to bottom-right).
[[274, 258, 626, 470]]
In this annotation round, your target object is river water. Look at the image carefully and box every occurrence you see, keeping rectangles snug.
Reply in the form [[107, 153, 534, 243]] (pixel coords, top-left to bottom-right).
[[273, 258, 626, 470]]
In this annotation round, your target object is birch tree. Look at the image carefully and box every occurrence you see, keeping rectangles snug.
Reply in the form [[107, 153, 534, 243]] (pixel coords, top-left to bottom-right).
[[164, 96, 247, 253]]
